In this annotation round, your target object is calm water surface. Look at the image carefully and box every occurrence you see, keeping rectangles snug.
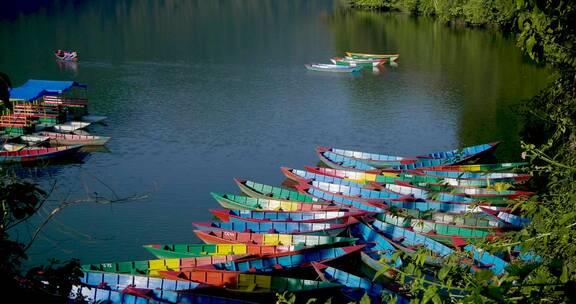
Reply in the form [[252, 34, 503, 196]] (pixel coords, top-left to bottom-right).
[[0, 0, 549, 265]]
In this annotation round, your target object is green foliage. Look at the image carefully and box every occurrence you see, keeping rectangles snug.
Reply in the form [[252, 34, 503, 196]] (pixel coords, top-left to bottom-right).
[[0, 174, 82, 299]]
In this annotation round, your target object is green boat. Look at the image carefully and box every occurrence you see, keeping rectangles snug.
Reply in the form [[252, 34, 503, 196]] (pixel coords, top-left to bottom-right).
[[81, 255, 240, 276], [211, 193, 339, 212], [330, 57, 386, 68], [234, 178, 319, 202]]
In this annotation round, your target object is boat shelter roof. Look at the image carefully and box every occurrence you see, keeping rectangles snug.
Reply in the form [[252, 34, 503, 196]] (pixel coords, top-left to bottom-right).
[[9, 79, 87, 101]]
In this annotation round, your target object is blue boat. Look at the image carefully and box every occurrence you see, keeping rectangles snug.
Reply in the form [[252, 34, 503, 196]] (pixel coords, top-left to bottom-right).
[[371, 219, 454, 258], [297, 181, 495, 214], [316, 149, 378, 171], [349, 223, 401, 267], [322, 142, 499, 168], [192, 221, 348, 236], [210, 208, 366, 223], [312, 263, 410, 304], [294, 183, 386, 213], [69, 285, 254, 304], [208, 245, 365, 272], [464, 245, 508, 275], [293, 169, 489, 204], [81, 270, 201, 292]]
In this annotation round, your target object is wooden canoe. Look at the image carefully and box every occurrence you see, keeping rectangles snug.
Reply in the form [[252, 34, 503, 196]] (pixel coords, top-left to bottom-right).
[[0, 145, 83, 164], [192, 221, 348, 236], [193, 230, 357, 246], [39, 131, 110, 146], [209, 208, 367, 223], [210, 193, 339, 212], [142, 243, 307, 259]]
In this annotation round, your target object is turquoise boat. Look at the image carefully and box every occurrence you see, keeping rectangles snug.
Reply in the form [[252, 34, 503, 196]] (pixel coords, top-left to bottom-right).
[[235, 178, 318, 202], [210, 192, 337, 212], [305, 63, 361, 73]]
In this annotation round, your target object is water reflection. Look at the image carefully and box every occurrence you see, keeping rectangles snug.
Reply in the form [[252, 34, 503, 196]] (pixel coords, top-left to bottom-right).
[[56, 60, 79, 77], [326, 9, 550, 159]]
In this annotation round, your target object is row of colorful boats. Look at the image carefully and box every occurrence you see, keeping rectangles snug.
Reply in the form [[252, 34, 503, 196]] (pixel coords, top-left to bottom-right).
[[305, 51, 400, 73], [70, 141, 537, 303], [0, 79, 110, 164]]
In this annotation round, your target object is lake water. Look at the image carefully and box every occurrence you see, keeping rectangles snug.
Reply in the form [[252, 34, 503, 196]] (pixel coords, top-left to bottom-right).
[[0, 0, 549, 266]]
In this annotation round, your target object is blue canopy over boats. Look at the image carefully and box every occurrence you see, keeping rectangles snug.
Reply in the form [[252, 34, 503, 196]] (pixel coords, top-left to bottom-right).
[[9, 79, 87, 102]]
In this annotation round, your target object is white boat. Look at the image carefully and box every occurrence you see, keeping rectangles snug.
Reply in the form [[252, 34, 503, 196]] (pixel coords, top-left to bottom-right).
[[39, 131, 110, 146], [20, 134, 50, 144], [52, 121, 91, 132]]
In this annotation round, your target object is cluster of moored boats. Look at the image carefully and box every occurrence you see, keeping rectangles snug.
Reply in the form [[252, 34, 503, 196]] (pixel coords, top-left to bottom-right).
[[0, 79, 109, 164], [71, 142, 537, 303], [305, 51, 400, 73]]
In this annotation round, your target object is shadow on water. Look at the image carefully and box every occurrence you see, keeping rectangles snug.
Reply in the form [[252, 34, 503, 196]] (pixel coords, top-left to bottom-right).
[[3, 152, 90, 179]]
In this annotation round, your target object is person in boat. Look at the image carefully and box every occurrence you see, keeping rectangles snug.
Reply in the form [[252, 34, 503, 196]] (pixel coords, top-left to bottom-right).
[[56, 49, 64, 57]]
